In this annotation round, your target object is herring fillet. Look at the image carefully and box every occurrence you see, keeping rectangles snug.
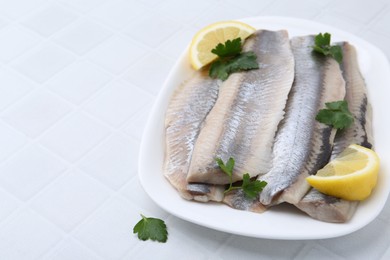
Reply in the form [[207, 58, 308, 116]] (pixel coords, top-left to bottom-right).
[[295, 42, 373, 222], [164, 70, 224, 202], [295, 188, 358, 222], [258, 35, 346, 206], [187, 30, 295, 185], [331, 42, 374, 155]]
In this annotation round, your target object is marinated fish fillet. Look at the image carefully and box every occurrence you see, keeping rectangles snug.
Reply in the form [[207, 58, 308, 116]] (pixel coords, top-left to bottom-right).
[[295, 42, 373, 222], [223, 189, 267, 213], [164, 70, 224, 202], [331, 42, 374, 155], [187, 30, 295, 185], [258, 35, 346, 206], [296, 189, 359, 222]]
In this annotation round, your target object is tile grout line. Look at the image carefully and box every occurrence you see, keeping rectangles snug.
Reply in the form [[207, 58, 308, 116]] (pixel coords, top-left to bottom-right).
[[361, 7, 388, 31], [358, 4, 390, 36]]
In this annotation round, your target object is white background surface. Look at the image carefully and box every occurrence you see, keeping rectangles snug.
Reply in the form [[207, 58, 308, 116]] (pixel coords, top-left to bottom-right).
[[0, 0, 390, 259]]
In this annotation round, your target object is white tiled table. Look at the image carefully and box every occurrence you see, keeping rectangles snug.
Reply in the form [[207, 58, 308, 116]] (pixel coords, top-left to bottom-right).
[[0, 0, 390, 259]]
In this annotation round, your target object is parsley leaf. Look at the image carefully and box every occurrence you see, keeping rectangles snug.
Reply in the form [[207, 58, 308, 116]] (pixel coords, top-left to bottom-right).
[[314, 32, 331, 48], [216, 157, 234, 177], [315, 100, 354, 129], [216, 157, 235, 191], [133, 214, 168, 243], [312, 33, 343, 63], [209, 38, 259, 81], [211, 38, 242, 57], [241, 173, 267, 199], [209, 52, 258, 81], [216, 157, 267, 198]]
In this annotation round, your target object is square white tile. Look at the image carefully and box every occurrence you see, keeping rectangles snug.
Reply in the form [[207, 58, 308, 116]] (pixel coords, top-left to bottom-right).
[[59, 0, 108, 13], [21, 4, 78, 36], [122, 52, 174, 95], [0, 120, 27, 162], [137, 0, 164, 7], [0, 209, 62, 260], [328, 0, 386, 24], [79, 133, 139, 190], [47, 60, 112, 105], [83, 80, 153, 127], [0, 68, 36, 111], [132, 215, 228, 259], [74, 197, 143, 259], [120, 177, 169, 218], [261, 0, 322, 19], [158, 27, 197, 60], [131, 230, 208, 260], [54, 19, 112, 55], [315, 13, 363, 34], [191, 2, 249, 28], [31, 170, 110, 232], [219, 236, 303, 259], [0, 144, 67, 201], [122, 105, 152, 140], [39, 112, 110, 162], [224, 0, 274, 15], [123, 13, 181, 48], [1, 89, 72, 137], [42, 238, 101, 260], [157, 0, 218, 24], [294, 243, 344, 260], [87, 35, 148, 74], [0, 18, 7, 29], [318, 218, 390, 259], [0, 25, 41, 62], [89, 0, 149, 29], [370, 9, 390, 37], [0, 189, 20, 222], [13, 43, 76, 83], [0, 0, 49, 20], [361, 30, 390, 59]]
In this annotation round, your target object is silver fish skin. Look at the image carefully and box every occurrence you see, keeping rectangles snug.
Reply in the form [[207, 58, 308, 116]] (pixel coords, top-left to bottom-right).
[[187, 30, 295, 185], [223, 189, 267, 213], [331, 42, 374, 156], [259, 35, 346, 206], [164, 70, 224, 202], [295, 42, 374, 223], [296, 189, 359, 222]]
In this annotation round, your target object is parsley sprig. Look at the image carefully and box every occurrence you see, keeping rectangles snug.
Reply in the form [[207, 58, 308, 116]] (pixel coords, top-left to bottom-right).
[[216, 157, 267, 199], [315, 100, 354, 129], [209, 38, 259, 81], [312, 33, 343, 63], [133, 214, 168, 243]]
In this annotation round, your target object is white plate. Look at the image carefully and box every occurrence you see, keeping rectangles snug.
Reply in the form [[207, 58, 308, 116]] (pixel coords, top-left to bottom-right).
[[138, 16, 390, 240]]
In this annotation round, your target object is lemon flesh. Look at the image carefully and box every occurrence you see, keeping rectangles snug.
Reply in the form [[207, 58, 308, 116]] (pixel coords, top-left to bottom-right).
[[189, 21, 256, 70], [306, 144, 380, 201]]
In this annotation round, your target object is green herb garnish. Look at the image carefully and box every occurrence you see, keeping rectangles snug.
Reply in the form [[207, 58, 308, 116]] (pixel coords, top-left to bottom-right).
[[241, 173, 267, 199], [133, 214, 168, 243], [312, 33, 343, 63], [216, 157, 267, 199], [315, 100, 354, 129], [211, 38, 242, 57], [209, 38, 259, 81]]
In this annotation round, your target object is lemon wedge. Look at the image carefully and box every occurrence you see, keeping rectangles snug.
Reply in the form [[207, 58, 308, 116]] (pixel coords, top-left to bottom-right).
[[189, 21, 256, 70], [306, 144, 380, 201]]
